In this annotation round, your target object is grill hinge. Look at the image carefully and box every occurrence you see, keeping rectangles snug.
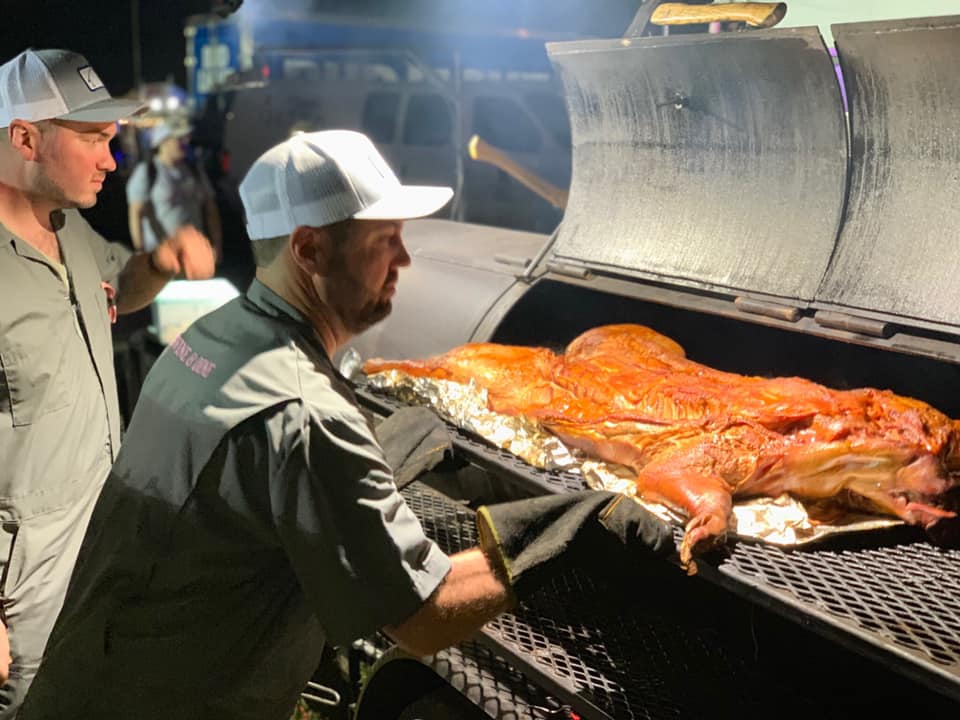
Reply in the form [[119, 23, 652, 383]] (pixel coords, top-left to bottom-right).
[[814, 310, 891, 338], [734, 297, 801, 322], [546, 261, 592, 280], [493, 254, 532, 269]]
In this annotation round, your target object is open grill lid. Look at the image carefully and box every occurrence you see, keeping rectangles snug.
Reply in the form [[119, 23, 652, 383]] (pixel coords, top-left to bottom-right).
[[817, 16, 960, 331], [545, 26, 847, 303], [544, 16, 960, 339]]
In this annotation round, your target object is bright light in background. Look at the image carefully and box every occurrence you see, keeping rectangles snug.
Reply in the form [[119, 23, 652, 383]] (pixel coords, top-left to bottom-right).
[[149, 97, 164, 112], [165, 96, 181, 111]]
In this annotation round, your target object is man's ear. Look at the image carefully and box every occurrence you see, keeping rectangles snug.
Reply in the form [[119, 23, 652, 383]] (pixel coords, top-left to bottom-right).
[[289, 225, 331, 275], [8, 120, 42, 161]]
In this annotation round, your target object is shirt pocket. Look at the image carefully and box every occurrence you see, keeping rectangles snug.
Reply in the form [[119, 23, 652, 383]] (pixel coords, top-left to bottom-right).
[[0, 339, 71, 427]]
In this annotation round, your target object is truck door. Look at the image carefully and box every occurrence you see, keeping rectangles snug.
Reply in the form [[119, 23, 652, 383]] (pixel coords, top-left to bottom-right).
[[384, 91, 458, 219]]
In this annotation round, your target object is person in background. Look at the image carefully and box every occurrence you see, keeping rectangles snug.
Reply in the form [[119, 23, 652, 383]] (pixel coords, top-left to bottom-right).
[[126, 120, 223, 261], [19, 130, 674, 719], [0, 47, 215, 716]]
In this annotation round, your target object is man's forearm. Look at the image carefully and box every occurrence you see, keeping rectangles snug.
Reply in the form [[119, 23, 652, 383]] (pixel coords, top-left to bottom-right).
[[117, 225, 215, 312], [116, 251, 174, 314], [384, 548, 513, 657]]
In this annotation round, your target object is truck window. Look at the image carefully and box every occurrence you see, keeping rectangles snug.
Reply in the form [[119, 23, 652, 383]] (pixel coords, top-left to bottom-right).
[[362, 91, 401, 143], [402, 93, 453, 147], [472, 95, 542, 153]]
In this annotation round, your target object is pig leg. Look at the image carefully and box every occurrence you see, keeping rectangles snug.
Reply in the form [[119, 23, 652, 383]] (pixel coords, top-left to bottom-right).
[[635, 453, 734, 570]]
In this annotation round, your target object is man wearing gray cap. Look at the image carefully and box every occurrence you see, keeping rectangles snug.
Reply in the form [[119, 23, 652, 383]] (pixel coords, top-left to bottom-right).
[[0, 48, 215, 714], [127, 120, 222, 259], [19, 130, 672, 719]]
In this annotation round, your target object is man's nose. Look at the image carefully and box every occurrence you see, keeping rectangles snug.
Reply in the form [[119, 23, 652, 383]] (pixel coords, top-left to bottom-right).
[[395, 239, 411, 267], [98, 145, 117, 173]]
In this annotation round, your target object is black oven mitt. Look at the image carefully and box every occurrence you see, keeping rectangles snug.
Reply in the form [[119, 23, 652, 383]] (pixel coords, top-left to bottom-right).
[[375, 406, 455, 490], [476, 490, 674, 599]]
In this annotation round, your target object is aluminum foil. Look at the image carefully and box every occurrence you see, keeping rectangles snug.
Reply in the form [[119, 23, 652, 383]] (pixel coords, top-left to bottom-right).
[[365, 371, 903, 547], [366, 370, 580, 472]]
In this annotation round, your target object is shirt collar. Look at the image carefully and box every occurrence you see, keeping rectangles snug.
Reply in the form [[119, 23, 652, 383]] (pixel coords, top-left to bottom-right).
[[245, 277, 318, 330], [0, 220, 16, 249], [246, 279, 342, 374], [245, 279, 352, 381], [0, 220, 46, 263], [0, 211, 67, 252]]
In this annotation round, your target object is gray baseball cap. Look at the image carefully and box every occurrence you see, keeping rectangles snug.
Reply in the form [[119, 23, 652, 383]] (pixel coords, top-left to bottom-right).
[[0, 48, 146, 126]]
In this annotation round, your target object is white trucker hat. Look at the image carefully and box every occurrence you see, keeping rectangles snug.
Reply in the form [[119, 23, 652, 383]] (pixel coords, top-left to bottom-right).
[[0, 48, 146, 126], [240, 130, 454, 240]]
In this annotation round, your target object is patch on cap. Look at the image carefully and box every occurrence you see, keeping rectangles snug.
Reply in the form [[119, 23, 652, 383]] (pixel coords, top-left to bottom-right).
[[77, 65, 104, 92]]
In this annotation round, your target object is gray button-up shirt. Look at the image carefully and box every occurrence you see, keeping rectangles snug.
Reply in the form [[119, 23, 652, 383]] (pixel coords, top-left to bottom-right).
[[0, 209, 129, 519], [22, 280, 451, 720]]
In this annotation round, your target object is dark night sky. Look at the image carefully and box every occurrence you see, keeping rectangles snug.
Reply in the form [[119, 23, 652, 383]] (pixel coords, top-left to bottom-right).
[[3, 0, 642, 97], [3, 0, 216, 95]]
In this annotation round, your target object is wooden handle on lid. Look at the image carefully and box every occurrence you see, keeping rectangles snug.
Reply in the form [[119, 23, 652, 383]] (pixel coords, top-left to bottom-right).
[[651, 2, 787, 29], [468, 135, 569, 210]]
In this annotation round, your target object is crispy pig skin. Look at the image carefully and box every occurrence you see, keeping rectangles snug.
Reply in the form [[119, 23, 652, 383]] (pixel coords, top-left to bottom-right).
[[363, 325, 960, 566]]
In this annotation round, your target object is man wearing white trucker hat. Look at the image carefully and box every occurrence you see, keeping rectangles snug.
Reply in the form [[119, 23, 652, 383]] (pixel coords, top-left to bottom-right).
[[0, 48, 215, 713], [19, 130, 672, 719]]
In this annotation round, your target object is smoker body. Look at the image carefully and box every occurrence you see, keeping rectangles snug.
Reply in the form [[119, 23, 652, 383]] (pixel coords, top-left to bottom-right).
[[348, 16, 960, 719]]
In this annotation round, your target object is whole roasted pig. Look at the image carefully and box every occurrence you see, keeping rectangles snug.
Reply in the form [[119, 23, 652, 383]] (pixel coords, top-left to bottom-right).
[[363, 325, 960, 566]]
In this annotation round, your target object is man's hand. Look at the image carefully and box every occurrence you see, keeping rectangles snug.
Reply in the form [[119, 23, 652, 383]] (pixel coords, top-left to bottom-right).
[[152, 225, 216, 280], [117, 226, 217, 314], [0, 620, 10, 685]]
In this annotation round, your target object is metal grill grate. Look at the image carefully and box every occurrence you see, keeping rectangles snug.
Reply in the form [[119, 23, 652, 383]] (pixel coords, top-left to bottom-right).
[[709, 535, 960, 684], [398, 460, 960, 717], [428, 641, 562, 720], [402, 483, 864, 718]]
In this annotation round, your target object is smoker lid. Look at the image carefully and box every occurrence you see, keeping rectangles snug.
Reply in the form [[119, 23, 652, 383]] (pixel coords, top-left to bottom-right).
[[816, 16, 960, 331], [546, 27, 847, 303]]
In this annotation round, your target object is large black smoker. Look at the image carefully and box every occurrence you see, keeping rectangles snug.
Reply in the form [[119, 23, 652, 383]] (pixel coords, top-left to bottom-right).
[[342, 14, 960, 720]]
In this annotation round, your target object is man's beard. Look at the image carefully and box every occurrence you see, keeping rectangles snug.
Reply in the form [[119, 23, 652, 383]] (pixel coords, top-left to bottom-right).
[[325, 261, 393, 335], [334, 290, 392, 335], [32, 166, 95, 210]]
